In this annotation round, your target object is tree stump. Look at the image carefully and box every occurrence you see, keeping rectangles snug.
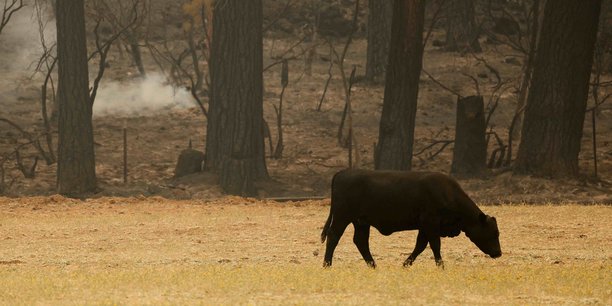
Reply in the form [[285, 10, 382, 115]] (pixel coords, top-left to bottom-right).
[[174, 147, 205, 178], [451, 96, 486, 177]]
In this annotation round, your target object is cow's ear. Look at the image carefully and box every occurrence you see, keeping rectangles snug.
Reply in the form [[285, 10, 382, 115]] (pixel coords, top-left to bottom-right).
[[479, 213, 487, 224]]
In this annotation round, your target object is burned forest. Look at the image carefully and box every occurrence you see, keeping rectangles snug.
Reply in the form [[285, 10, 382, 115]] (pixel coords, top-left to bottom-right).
[[0, 0, 610, 304]]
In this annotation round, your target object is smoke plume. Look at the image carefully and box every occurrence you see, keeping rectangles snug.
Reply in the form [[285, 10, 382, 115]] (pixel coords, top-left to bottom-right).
[[93, 74, 195, 117]]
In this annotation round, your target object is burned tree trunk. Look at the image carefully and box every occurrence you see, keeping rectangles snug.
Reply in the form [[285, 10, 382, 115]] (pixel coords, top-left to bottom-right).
[[365, 0, 393, 83], [205, 0, 268, 196], [126, 31, 145, 77], [451, 96, 487, 177], [512, 0, 542, 140], [375, 0, 425, 170], [445, 0, 481, 53], [515, 0, 602, 178], [55, 0, 97, 195]]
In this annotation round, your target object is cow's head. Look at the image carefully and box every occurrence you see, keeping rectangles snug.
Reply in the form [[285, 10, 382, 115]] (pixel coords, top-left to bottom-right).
[[465, 213, 502, 258]]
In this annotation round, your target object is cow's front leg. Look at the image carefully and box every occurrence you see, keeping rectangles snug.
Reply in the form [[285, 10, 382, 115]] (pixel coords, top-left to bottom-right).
[[323, 220, 349, 267], [428, 235, 444, 269], [403, 230, 428, 267], [353, 223, 376, 268]]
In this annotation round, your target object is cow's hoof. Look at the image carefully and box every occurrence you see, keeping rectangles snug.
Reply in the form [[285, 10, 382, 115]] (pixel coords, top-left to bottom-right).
[[403, 258, 414, 267], [436, 260, 445, 269], [367, 261, 376, 269], [323, 261, 332, 268]]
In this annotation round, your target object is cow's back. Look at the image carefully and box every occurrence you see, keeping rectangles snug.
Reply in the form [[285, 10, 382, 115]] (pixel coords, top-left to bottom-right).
[[330, 169, 477, 235], [331, 169, 435, 232]]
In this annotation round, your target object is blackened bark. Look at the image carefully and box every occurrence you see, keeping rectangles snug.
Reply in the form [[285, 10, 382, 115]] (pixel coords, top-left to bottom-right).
[[365, 0, 393, 83], [512, 0, 542, 140], [515, 0, 602, 178], [56, 0, 97, 195], [451, 96, 486, 177], [375, 0, 425, 171], [126, 32, 145, 77], [205, 0, 268, 196], [445, 0, 481, 53]]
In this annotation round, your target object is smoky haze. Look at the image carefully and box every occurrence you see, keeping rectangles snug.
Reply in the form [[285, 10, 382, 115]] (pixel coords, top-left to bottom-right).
[[0, 2, 194, 117], [0, 2, 54, 74], [93, 74, 195, 117]]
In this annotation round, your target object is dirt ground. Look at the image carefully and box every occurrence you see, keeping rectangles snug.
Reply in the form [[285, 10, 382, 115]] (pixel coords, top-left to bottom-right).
[[1, 1, 611, 203], [0, 196, 610, 304]]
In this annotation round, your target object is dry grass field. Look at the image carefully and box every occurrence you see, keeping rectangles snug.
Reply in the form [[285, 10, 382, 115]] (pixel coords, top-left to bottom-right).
[[0, 196, 610, 305]]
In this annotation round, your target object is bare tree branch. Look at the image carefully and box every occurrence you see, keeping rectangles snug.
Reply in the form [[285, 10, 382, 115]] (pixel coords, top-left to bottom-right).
[[422, 69, 463, 98], [89, 0, 141, 106], [0, 0, 24, 36], [262, 0, 295, 33]]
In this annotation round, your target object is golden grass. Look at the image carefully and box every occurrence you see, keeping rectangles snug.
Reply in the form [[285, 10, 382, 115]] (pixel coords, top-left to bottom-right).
[[0, 197, 610, 305], [0, 264, 609, 305]]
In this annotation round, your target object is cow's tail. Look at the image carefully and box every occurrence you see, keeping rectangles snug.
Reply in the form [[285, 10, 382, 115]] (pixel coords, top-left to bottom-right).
[[321, 211, 333, 243], [321, 171, 342, 243]]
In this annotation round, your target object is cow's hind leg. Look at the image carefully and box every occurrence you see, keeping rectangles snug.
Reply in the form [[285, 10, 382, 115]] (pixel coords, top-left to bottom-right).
[[428, 235, 444, 269], [323, 219, 350, 268], [353, 223, 376, 268], [403, 230, 428, 267]]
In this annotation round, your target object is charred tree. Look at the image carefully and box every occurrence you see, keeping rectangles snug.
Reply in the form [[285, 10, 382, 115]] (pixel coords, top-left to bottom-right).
[[126, 31, 145, 77], [445, 0, 481, 53], [512, 0, 543, 140], [205, 0, 268, 196], [55, 0, 97, 195], [174, 147, 205, 178], [375, 0, 425, 171], [451, 96, 487, 177], [515, 0, 602, 178], [365, 0, 393, 83]]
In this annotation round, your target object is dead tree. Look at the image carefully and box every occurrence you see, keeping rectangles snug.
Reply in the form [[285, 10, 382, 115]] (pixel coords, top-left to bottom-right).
[[0, 118, 52, 180], [445, 0, 481, 53], [205, 0, 268, 196], [451, 96, 487, 177], [56, 0, 97, 195], [365, 0, 393, 83], [0, 0, 24, 35], [273, 60, 289, 159], [479, 1, 543, 140], [92, 0, 148, 77], [512, 0, 542, 140], [515, 0, 602, 178], [174, 140, 205, 178], [331, 0, 361, 168], [375, 0, 426, 171], [587, 14, 612, 178], [303, 0, 319, 77], [145, 1, 213, 119]]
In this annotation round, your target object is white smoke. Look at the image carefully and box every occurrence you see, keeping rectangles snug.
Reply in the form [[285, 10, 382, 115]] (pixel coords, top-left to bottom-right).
[[0, 2, 196, 117], [92, 73, 196, 117], [0, 1, 56, 73]]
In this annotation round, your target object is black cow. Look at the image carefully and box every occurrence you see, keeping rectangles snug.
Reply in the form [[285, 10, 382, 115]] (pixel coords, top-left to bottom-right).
[[321, 169, 501, 268]]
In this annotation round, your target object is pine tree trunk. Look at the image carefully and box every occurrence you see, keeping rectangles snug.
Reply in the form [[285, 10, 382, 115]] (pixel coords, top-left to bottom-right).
[[55, 0, 97, 195], [515, 0, 602, 178], [445, 0, 481, 53], [205, 0, 268, 196], [375, 0, 425, 171], [365, 0, 392, 83]]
